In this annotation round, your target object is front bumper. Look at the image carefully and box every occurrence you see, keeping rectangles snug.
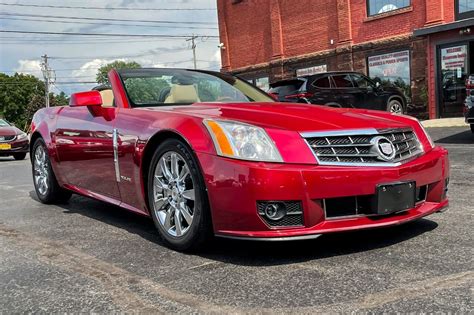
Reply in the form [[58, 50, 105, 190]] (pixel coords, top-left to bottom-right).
[[0, 139, 29, 156], [197, 146, 450, 239]]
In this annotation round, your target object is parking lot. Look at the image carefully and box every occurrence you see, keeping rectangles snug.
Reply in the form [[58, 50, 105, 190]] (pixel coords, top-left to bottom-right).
[[0, 127, 472, 313]]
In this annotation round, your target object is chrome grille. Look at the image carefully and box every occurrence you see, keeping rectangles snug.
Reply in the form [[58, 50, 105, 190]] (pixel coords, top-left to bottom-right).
[[0, 135, 16, 143], [303, 128, 423, 166]]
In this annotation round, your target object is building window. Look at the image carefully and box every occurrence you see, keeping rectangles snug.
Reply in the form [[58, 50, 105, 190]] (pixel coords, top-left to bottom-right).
[[367, 0, 410, 16], [456, 0, 474, 20], [367, 50, 411, 97]]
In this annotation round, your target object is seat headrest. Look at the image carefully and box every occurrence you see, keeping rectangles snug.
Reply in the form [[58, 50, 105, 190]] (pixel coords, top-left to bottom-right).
[[166, 84, 200, 103], [99, 89, 114, 107]]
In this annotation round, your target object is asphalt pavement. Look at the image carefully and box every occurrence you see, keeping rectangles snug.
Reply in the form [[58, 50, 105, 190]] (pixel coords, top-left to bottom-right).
[[0, 127, 473, 313]]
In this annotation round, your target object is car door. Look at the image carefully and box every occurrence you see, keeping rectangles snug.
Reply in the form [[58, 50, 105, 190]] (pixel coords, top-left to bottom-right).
[[307, 75, 334, 105], [350, 74, 384, 110], [54, 99, 121, 201], [330, 74, 363, 108]]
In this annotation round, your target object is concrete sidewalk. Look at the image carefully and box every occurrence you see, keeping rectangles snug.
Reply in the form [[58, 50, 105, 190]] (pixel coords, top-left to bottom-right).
[[421, 117, 467, 128]]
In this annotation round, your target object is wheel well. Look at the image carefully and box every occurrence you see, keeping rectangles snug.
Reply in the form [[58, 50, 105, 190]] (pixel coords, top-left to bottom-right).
[[141, 131, 190, 210], [388, 96, 405, 107], [29, 132, 43, 160]]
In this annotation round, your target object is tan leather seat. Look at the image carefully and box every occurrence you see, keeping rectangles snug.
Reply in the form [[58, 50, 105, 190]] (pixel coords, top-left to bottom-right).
[[99, 89, 114, 107], [165, 85, 200, 103]]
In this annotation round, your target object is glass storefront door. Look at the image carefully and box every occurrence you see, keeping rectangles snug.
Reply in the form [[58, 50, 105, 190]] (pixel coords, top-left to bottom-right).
[[438, 42, 471, 117]]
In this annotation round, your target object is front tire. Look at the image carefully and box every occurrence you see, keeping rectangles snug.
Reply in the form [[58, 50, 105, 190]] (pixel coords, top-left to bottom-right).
[[32, 138, 72, 204], [147, 139, 212, 251], [13, 152, 27, 160]]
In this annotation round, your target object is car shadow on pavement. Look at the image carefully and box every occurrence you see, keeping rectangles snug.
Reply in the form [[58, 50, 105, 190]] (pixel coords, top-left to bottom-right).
[[433, 129, 473, 144], [31, 191, 439, 266], [199, 220, 438, 266]]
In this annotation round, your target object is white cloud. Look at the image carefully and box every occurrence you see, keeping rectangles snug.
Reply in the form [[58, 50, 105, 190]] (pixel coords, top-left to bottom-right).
[[71, 59, 113, 80], [14, 60, 42, 79]]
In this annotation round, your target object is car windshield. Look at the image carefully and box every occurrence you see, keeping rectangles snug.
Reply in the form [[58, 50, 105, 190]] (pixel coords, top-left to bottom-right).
[[0, 119, 10, 127], [119, 69, 274, 107]]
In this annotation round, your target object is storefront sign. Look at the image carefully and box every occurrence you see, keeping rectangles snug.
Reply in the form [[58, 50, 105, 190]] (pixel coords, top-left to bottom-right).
[[441, 45, 467, 76], [296, 65, 327, 77], [368, 50, 410, 83]]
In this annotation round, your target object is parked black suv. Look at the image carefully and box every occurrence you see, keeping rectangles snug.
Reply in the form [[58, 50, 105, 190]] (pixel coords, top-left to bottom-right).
[[268, 72, 407, 114]]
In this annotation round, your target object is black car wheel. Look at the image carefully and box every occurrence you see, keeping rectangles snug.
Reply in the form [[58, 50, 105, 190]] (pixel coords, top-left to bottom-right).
[[147, 138, 212, 251], [387, 99, 404, 114], [471, 124, 474, 133], [32, 138, 72, 204], [13, 152, 27, 160]]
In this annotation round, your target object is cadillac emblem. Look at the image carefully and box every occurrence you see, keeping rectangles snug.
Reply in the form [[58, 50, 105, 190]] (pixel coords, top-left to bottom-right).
[[371, 136, 396, 161]]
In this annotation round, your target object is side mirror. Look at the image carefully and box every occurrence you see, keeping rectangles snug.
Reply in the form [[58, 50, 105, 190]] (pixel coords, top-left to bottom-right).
[[69, 91, 103, 107]]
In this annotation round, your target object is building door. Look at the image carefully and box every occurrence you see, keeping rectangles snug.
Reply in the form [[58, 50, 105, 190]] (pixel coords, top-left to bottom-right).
[[438, 42, 471, 117]]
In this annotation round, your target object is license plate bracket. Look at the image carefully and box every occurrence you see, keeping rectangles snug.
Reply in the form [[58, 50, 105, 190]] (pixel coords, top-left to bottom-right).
[[375, 181, 416, 215]]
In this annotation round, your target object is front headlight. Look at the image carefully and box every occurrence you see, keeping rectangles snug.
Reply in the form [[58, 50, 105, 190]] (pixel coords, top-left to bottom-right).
[[204, 119, 283, 162], [17, 132, 28, 140]]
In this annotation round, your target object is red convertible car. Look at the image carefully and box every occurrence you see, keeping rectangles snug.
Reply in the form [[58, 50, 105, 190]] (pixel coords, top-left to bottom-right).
[[30, 68, 449, 250]]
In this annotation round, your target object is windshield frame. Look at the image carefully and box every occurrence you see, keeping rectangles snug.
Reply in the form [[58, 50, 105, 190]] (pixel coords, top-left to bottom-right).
[[117, 68, 274, 108]]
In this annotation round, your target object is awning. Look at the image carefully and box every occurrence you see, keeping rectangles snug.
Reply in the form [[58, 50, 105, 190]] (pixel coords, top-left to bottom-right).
[[414, 18, 474, 37]]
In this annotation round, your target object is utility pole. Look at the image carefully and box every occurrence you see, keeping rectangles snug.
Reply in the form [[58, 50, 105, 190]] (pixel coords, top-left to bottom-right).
[[186, 35, 198, 69], [40, 54, 55, 107]]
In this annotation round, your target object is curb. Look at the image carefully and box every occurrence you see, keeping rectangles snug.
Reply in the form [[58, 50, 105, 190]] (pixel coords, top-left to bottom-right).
[[421, 118, 467, 128]]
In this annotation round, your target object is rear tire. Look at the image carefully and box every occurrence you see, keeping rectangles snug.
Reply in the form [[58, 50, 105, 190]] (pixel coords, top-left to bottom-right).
[[471, 124, 474, 133], [147, 138, 212, 251], [13, 152, 27, 160], [32, 138, 72, 204], [387, 99, 404, 114]]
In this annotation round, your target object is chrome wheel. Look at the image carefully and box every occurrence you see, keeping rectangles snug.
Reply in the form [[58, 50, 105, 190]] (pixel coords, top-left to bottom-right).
[[33, 145, 49, 196], [152, 151, 195, 237], [389, 101, 403, 114]]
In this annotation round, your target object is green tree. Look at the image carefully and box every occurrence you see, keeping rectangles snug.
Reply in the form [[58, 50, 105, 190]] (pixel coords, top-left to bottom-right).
[[0, 73, 45, 130], [53, 91, 69, 106], [96, 61, 142, 85]]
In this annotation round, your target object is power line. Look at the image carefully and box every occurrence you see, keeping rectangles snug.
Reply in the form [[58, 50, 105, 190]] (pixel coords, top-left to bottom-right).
[[0, 16, 219, 30], [0, 37, 185, 44], [0, 30, 219, 38], [49, 53, 190, 61], [0, 13, 216, 25], [0, 3, 215, 11]]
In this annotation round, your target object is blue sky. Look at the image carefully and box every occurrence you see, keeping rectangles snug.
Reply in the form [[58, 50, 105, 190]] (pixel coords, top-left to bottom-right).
[[0, 0, 221, 95]]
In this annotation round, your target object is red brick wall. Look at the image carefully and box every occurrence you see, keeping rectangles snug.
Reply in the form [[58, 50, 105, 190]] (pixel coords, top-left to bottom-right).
[[350, 0, 426, 43], [279, 0, 339, 58], [217, 0, 273, 70], [217, 0, 457, 72]]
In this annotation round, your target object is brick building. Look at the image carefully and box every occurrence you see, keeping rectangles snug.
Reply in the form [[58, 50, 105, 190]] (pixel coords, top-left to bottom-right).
[[217, 0, 474, 119]]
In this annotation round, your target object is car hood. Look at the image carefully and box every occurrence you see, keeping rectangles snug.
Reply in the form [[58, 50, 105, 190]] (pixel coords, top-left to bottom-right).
[[0, 126, 21, 136], [141, 102, 410, 132]]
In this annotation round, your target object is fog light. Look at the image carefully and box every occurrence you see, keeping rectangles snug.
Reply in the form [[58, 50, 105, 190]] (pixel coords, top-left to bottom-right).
[[263, 203, 287, 221]]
